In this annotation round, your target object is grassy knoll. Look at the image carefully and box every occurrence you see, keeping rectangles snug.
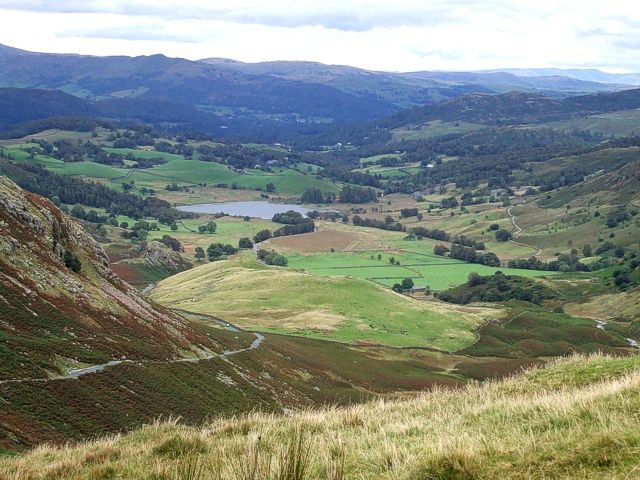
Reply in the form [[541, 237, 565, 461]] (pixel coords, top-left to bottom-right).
[[4, 354, 640, 479], [150, 252, 499, 350]]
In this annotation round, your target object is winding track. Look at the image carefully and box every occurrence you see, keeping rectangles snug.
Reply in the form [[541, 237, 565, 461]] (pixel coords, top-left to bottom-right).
[[506, 205, 543, 257], [0, 320, 264, 386]]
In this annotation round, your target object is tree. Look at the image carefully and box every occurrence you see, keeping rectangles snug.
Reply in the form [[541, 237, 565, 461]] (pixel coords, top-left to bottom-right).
[[238, 237, 253, 249], [254, 229, 272, 243], [489, 223, 500, 231], [582, 244, 592, 257], [339, 185, 377, 203], [266, 183, 276, 193], [434, 244, 449, 256], [400, 208, 419, 218], [70, 205, 86, 219], [480, 252, 501, 267], [194, 247, 205, 261], [205, 221, 217, 234], [170, 222, 178, 231], [495, 229, 513, 242], [441, 196, 458, 209], [207, 243, 238, 261], [158, 235, 183, 252], [300, 187, 325, 204], [467, 272, 483, 287], [198, 225, 207, 234], [401, 278, 414, 290], [256, 249, 288, 266]]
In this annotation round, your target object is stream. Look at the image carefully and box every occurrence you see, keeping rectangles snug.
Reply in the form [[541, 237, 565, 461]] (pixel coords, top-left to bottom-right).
[[594, 320, 638, 348]]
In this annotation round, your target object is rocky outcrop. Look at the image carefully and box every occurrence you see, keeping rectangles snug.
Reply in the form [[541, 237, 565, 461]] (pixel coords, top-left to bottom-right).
[[0, 176, 215, 381], [140, 241, 192, 272]]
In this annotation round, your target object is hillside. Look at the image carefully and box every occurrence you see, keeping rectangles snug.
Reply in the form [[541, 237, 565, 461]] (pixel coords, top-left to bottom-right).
[[0, 176, 218, 381], [0, 45, 398, 124], [0, 176, 500, 450], [201, 58, 629, 108], [0, 88, 97, 130], [149, 252, 498, 350], [2, 354, 639, 479], [384, 88, 640, 128]]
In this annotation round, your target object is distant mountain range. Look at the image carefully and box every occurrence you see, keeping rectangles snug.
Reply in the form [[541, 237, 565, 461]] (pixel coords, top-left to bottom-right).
[[0, 43, 638, 140], [201, 57, 634, 107], [480, 68, 640, 86]]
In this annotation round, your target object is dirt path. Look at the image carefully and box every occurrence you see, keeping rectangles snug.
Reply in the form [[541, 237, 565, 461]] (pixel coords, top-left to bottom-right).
[[0, 320, 265, 386], [507, 206, 523, 234], [506, 205, 543, 257]]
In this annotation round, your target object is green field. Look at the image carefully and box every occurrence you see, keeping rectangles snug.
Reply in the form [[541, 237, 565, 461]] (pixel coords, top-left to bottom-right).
[[1, 143, 339, 196], [359, 153, 402, 165], [104, 147, 186, 162], [127, 160, 338, 195], [287, 249, 555, 290], [151, 252, 498, 350]]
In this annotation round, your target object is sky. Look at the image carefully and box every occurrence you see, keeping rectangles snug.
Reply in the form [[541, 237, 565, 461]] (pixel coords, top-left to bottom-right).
[[0, 0, 638, 72]]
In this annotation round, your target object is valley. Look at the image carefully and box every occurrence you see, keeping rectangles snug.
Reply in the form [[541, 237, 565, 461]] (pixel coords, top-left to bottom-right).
[[0, 41, 639, 479]]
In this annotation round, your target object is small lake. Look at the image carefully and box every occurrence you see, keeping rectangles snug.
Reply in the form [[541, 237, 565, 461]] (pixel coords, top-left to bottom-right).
[[176, 201, 325, 220]]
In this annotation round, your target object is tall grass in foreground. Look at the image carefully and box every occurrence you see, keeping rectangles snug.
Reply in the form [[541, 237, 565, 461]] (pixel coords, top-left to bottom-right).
[[1, 354, 640, 479]]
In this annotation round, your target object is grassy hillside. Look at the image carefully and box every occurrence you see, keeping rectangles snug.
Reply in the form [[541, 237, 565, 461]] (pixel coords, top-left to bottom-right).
[[0, 142, 339, 197], [2, 354, 640, 479], [150, 252, 499, 350]]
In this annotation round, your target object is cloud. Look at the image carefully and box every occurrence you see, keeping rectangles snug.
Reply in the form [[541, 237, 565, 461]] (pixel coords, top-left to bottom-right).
[[58, 25, 203, 43], [0, 1, 638, 72], [0, 0, 520, 31]]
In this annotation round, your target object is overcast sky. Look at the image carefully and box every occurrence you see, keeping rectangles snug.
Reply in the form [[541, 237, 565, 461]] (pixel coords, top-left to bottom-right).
[[0, 0, 638, 72]]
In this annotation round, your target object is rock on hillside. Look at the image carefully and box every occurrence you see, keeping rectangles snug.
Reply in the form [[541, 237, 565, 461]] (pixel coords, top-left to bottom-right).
[[140, 240, 192, 272], [0, 176, 214, 381]]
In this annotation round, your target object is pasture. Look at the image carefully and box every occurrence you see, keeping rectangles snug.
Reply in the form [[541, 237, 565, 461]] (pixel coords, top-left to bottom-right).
[[286, 249, 555, 291], [151, 252, 500, 350], [1, 141, 339, 196], [268, 222, 554, 290]]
